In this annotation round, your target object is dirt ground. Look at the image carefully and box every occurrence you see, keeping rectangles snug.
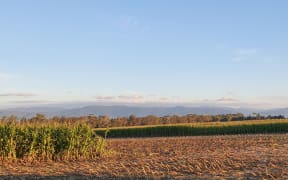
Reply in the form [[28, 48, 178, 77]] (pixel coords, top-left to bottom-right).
[[1, 134, 288, 179]]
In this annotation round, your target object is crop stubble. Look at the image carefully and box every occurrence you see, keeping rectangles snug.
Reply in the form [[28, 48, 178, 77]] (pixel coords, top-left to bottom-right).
[[0, 134, 288, 179]]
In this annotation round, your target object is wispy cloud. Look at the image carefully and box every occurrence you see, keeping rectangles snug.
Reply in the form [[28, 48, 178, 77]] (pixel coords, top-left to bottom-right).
[[118, 95, 144, 100], [232, 48, 257, 62], [95, 94, 145, 102], [8, 100, 53, 104], [217, 97, 239, 102], [216, 91, 240, 102], [246, 96, 288, 109], [95, 96, 117, 101], [95, 93, 172, 103], [0, 93, 36, 97], [94, 93, 191, 104], [159, 97, 169, 101]]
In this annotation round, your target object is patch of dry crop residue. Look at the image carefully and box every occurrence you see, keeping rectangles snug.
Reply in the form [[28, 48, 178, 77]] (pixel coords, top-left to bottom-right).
[[1, 134, 288, 179]]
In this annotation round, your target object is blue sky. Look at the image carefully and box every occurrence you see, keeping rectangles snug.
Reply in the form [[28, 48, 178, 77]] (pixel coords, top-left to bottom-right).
[[1, 0, 288, 108]]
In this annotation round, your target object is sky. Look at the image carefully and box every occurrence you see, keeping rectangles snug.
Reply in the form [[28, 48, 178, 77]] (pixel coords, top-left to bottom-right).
[[1, 0, 288, 109]]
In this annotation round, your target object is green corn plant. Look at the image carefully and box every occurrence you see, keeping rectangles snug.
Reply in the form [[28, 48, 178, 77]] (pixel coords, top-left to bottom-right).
[[0, 122, 107, 162]]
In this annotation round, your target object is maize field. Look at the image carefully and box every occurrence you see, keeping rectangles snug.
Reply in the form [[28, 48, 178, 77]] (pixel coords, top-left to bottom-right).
[[0, 123, 107, 161], [96, 119, 288, 138]]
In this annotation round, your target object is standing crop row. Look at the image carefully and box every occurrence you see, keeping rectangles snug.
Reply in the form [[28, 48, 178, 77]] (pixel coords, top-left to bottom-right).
[[95, 122, 288, 138], [0, 124, 107, 161]]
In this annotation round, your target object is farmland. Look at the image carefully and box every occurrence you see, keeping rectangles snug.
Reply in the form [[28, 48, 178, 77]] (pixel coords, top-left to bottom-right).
[[1, 118, 288, 179], [0, 123, 108, 161], [3, 0, 288, 179], [0, 134, 288, 179], [96, 119, 288, 138]]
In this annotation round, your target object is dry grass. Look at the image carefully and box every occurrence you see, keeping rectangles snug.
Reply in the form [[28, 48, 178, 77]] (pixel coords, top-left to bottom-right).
[[1, 134, 288, 179]]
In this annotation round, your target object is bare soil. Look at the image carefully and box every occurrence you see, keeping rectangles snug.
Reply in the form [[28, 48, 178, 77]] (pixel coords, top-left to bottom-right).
[[1, 134, 288, 179]]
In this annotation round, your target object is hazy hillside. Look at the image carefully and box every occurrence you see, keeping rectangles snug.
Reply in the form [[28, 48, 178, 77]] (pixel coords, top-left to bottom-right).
[[260, 108, 288, 117], [0, 105, 282, 118]]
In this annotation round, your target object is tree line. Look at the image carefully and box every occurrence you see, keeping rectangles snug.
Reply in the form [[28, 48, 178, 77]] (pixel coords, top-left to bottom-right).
[[0, 113, 285, 128]]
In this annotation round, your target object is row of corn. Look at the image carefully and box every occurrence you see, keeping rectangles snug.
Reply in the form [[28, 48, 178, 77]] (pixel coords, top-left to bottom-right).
[[0, 123, 106, 161], [96, 121, 288, 138]]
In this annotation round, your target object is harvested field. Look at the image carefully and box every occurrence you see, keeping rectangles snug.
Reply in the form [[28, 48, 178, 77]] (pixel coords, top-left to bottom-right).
[[1, 134, 288, 179]]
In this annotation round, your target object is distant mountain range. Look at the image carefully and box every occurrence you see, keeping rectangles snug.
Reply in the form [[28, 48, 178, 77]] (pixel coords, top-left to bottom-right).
[[0, 105, 287, 118]]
